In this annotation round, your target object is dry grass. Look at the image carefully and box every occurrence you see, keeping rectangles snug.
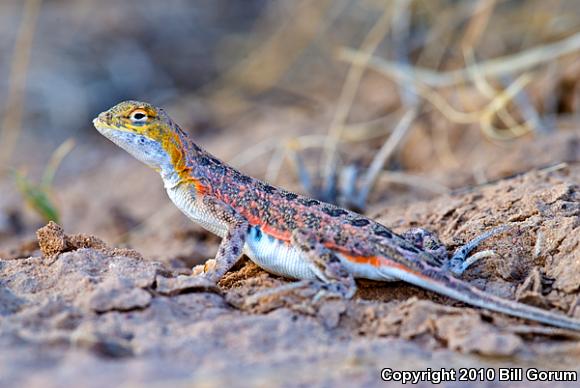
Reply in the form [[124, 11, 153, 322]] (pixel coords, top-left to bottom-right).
[[210, 0, 579, 209], [0, 0, 42, 172], [0, 0, 578, 217]]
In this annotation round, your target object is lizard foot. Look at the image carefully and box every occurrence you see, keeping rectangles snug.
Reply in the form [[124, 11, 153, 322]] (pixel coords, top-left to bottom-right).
[[186, 260, 224, 293], [239, 279, 337, 315], [403, 225, 512, 276], [192, 259, 218, 276], [444, 225, 512, 275], [240, 279, 350, 314]]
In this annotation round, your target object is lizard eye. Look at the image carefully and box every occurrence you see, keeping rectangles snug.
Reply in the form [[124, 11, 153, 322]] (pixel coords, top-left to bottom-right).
[[129, 109, 149, 123]]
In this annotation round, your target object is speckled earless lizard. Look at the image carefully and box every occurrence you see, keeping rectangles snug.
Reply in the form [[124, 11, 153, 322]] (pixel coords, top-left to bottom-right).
[[93, 100, 580, 331]]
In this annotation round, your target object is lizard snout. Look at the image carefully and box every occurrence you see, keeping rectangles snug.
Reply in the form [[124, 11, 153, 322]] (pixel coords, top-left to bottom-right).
[[93, 111, 113, 135]]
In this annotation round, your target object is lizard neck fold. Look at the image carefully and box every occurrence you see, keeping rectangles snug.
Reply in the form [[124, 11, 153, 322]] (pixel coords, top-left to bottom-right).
[[155, 136, 187, 189], [159, 127, 211, 196], [156, 124, 195, 187]]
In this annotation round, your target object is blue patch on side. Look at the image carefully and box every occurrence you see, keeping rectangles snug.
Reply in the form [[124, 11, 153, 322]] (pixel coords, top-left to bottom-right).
[[251, 226, 262, 241]]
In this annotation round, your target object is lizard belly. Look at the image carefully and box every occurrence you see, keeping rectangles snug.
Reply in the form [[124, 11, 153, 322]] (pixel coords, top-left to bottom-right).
[[244, 227, 316, 280]]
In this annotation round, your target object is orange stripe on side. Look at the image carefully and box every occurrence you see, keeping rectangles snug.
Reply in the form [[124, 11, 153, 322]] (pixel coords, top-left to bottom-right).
[[340, 252, 433, 281], [340, 253, 384, 267]]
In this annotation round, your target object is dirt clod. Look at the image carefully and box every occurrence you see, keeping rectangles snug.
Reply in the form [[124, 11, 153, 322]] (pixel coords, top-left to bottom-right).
[[36, 221, 107, 257]]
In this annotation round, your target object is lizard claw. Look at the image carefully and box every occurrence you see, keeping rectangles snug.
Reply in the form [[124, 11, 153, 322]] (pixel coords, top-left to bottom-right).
[[192, 259, 217, 276], [444, 225, 512, 275]]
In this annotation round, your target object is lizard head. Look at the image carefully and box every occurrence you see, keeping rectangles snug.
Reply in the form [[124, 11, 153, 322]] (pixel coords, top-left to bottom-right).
[[93, 100, 185, 171]]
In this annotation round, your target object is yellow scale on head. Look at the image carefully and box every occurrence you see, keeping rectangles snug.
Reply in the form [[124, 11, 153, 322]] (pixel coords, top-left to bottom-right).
[[95, 101, 207, 193]]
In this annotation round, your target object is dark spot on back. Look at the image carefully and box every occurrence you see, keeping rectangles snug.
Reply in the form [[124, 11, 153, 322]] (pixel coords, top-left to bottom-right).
[[191, 143, 202, 152], [375, 229, 393, 239], [232, 246, 239, 255], [322, 207, 348, 217], [238, 175, 252, 184], [209, 156, 222, 165], [298, 198, 320, 207], [350, 218, 370, 227], [263, 185, 277, 194], [283, 192, 298, 200], [198, 156, 211, 166]]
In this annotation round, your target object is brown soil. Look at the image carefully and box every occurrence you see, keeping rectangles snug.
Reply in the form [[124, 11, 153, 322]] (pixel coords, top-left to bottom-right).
[[2, 160, 580, 386]]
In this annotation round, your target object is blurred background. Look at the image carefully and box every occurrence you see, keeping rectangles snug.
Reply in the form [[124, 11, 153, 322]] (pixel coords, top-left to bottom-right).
[[0, 0, 578, 264]]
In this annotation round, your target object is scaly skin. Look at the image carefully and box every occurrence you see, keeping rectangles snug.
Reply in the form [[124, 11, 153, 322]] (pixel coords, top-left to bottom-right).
[[93, 100, 580, 331]]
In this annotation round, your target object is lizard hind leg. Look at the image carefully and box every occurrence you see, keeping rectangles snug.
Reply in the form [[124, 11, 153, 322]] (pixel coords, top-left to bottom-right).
[[291, 228, 357, 300], [403, 226, 512, 277], [402, 227, 448, 265], [241, 230, 356, 310]]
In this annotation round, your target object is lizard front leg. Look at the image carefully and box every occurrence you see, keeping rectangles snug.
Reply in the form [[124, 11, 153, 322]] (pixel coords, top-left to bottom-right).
[[190, 196, 248, 287]]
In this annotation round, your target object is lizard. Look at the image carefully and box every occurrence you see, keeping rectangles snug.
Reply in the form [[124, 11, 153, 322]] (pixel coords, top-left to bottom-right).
[[93, 100, 580, 331]]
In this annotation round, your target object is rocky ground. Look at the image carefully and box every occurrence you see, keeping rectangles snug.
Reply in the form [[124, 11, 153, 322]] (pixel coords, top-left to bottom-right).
[[2, 145, 580, 386]]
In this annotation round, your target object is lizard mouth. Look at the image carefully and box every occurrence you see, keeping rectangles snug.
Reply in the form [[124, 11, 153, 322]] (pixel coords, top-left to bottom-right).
[[92, 113, 115, 135]]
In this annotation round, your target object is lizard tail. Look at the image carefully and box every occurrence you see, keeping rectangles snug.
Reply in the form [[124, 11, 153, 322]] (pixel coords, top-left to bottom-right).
[[379, 264, 580, 331]]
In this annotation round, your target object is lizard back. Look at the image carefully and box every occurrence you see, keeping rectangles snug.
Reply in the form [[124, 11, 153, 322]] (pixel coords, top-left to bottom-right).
[[178, 134, 442, 272]]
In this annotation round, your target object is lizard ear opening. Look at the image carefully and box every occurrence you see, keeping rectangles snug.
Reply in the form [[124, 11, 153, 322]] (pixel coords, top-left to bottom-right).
[[129, 109, 149, 123]]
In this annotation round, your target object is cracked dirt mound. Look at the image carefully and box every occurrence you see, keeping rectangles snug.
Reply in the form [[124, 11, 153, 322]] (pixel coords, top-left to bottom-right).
[[1, 165, 580, 387]]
